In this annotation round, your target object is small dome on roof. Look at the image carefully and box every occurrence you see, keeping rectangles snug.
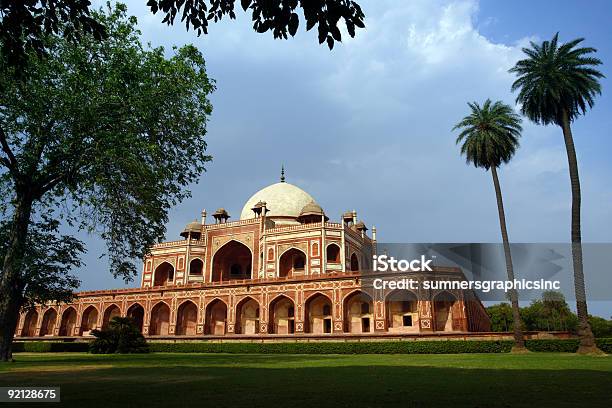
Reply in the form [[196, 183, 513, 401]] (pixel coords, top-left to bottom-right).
[[300, 201, 324, 216], [181, 220, 202, 238], [298, 201, 328, 222], [355, 220, 368, 231]]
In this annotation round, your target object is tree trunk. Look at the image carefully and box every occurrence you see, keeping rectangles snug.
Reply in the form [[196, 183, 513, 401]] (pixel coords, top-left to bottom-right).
[[490, 165, 526, 351], [0, 194, 33, 362], [560, 111, 601, 354]]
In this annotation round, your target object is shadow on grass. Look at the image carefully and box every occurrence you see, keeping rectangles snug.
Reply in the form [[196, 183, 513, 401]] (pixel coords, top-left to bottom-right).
[[1, 358, 611, 408]]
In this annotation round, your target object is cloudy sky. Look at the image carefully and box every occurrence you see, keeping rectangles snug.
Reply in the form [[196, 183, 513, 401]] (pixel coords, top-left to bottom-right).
[[80, 0, 611, 314]]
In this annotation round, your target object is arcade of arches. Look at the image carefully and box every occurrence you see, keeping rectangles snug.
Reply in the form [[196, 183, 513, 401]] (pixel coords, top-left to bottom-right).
[[18, 178, 491, 339], [18, 289, 486, 337]]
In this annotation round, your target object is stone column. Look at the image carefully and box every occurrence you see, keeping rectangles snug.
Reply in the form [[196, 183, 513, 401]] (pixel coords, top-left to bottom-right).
[[168, 297, 177, 335], [374, 288, 387, 332], [197, 292, 205, 335], [294, 288, 305, 333], [142, 299, 151, 336], [226, 294, 236, 334], [333, 288, 344, 334], [418, 300, 434, 332]]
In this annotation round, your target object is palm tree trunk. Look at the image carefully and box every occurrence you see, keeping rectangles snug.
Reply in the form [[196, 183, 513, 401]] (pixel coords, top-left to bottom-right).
[[560, 110, 600, 354], [490, 165, 526, 350]]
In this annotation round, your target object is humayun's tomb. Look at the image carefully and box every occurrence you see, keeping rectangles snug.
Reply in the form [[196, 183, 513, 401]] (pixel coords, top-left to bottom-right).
[[16, 173, 491, 340]]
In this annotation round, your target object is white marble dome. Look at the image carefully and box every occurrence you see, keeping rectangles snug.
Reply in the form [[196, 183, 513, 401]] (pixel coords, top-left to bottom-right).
[[240, 182, 319, 221]]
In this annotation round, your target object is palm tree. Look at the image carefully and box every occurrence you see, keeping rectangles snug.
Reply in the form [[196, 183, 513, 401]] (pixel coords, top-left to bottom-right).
[[509, 33, 604, 354], [453, 99, 527, 352]]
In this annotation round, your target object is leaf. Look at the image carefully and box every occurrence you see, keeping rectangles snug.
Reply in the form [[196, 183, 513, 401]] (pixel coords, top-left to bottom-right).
[[330, 26, 341, 42], [241, 0, 252, 12], [288, 13, 299, 37]]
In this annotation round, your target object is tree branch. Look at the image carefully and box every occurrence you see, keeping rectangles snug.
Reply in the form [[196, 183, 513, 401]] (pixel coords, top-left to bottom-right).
[[0, 126, 18, 173]]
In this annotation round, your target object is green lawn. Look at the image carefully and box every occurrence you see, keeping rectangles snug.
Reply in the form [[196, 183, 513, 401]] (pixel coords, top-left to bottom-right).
[[1, 353, 611, 407]]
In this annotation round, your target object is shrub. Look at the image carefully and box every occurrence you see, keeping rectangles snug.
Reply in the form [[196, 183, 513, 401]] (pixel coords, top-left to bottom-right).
[[89, 317, 149, 354], [12, 342, 89, 352], [148, 340, 514, 354], [595, 338, 612, 353], [589, 315, 612, 338], [13, 338, 612, 354]]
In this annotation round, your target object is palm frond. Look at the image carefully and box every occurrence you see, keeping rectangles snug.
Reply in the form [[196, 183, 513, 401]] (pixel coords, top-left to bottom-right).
[[452, 100, 522, 170], [509, 33, 604, 125]]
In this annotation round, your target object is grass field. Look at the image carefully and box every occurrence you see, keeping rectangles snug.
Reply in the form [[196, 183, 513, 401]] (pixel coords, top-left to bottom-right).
[[1, 353, 611, 407]]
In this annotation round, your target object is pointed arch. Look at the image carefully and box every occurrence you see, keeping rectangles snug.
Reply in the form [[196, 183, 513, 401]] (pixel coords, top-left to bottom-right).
[[350, 252, 359, 271], [268, 294, 295, 334], [343, 290, 373, 333], [80, 306, 98, 335], [386, 289, 419, 332], [211, 240, 253, 282], [102, 304, 121, 329], [235, 296, 260, 334], [326, 243, 340, 263], [433, 291, 458, 332], [204, 298, 227, 335], [58, 307, 77, 336], [304, 293, 333, 334], [21, 309, 38, 337], [39, 308, 57, 336], [149, 301, 171, 335], [278, 247, 307, 278], [153, 262, 175, 286], [189, 258, 204, 275], [176, 300, 198, 335], [127, 303, 145, 333]]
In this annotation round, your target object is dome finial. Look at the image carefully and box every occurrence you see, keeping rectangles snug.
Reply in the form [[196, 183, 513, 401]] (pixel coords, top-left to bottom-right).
[[280, 165, 285, 182]]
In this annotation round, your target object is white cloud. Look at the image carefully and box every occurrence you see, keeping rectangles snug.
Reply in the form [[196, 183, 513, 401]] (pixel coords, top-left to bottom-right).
[[77, 0, 612, 293]]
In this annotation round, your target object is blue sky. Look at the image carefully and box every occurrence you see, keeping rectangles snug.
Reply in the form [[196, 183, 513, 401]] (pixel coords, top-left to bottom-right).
[[77, 0, 611, 315]]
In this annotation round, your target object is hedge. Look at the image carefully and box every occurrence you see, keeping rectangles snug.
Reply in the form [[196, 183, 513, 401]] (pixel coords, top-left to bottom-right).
[[148, 340, 513, 354], [12, 342, 89, 353], [148, 339, 612, 354], [12, 338, 612, 354]]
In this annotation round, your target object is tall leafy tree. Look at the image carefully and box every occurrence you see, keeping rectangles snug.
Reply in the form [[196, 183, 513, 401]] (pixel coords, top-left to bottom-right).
[[0, 215, 85, 308], [0, 4, 214, 361], [0, 0, 365, 67], [509, 33, 605, 354], [454, 99, 527, 352]]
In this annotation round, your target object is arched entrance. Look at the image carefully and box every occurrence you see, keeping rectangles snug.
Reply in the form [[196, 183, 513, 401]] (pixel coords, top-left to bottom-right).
[[343, 291, 373, 333], [279, 248, 306, 278], [350, 253, 359, 271], [102, 304, 121, 329], [40, 308, 57, 336], [386, 290, 419, 332], [176, 301, 198, 335], [189, 258, 204, 275], [149, 302, 171, 335], [434, 291, 458, 331], [326, 243, 340, 263], [58, 307, 77, 336], [80, 306, 98, 335], [204, 299, 227, 335], [212, 241, 252, 281], [235, 297, 259, 334], [127, 303, 145, 333], [268, 295, 295, 334], [154, 262, 174, 286], [21, 310, 38, 337], [304, 293, 333, 334]]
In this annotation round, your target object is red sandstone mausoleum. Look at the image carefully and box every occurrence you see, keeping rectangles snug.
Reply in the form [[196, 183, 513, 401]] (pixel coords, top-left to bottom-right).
[[17, 175, 491, 340]]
